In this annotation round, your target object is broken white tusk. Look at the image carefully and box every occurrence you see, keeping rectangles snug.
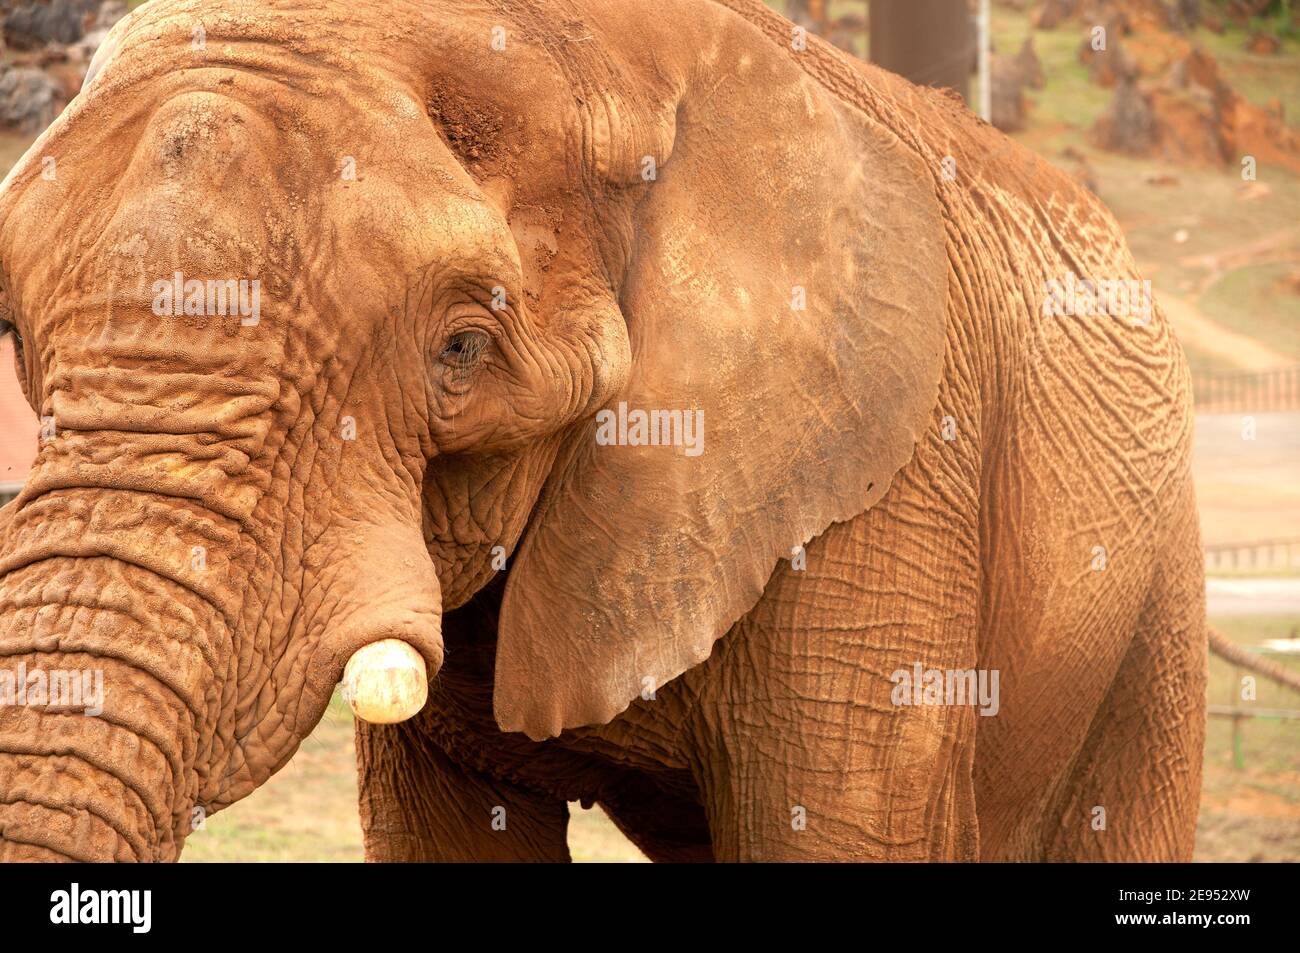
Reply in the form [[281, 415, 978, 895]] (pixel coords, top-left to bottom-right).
[[343, 639, 429, 724]]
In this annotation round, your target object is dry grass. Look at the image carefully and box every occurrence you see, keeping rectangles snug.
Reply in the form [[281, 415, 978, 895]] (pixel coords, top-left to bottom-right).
[[1198, 615, 1300, 862], [185, 614, 1299, 863], [0, 133, 35, 176], [181, 692, 646, 863]]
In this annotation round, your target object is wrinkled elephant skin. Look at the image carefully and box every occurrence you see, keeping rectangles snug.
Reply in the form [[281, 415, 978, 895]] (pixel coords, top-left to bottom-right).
[[0, 0, 1204, 862]]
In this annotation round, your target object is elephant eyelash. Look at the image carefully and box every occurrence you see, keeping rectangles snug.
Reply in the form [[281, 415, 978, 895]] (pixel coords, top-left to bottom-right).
[[1, 317, 25, 386], [0, 317, 19, 353], [439, 328, 491, 369]]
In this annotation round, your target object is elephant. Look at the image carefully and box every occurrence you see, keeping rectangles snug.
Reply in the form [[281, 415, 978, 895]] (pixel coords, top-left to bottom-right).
[[0, 0, 1205, 863]]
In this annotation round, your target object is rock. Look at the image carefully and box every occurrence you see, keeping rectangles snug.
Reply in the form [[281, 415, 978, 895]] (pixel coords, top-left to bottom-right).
[[2, 0, 102, 50], [1090, 75, 1158, 154], [0, 61, 63, 133], [1246, 32, 1281, 55], [1167, 0, 1202, 32], [72, 25, 110, 63], [1232, 95, 1300, 175], [1123, 28, 1193, 78], [1167, 46, 1227, 95], [95, 0, 127, 26], [1080, 33, 1135, 87], [1016, 37, 1045, 89], [1031, 0, 1201, 33], [1090, 46, 1300, 175], [1225, 0, 1274, 28], [1148, 83, 1233, 164], [1030, 0, 1078, 30], [990, 54, 1030, 132], [987, 37, 1049, 132], [67, 1, 126, 63], [34, 45, 70, 66]]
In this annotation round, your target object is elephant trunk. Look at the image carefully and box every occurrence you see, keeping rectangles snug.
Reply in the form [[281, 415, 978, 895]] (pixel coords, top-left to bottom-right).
[[0, 529, 222, 861], [0, 477, 443, 861]]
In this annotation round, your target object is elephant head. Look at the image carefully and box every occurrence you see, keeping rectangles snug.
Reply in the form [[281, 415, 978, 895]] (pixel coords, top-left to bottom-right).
[[0, 0, 946, 860]]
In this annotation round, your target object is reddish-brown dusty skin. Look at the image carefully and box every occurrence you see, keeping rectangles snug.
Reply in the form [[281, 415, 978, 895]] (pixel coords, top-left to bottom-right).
[[0, 0, 1203, 862]]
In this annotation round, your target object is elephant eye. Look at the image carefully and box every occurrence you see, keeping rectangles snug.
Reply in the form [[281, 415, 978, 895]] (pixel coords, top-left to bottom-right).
[[439, 329, 490, 369], [0, 274, 19, 365], [1, 317, 24, 373]]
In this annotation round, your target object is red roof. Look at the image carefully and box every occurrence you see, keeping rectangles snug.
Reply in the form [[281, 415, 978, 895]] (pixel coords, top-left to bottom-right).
[[0, 338, 37, 493]]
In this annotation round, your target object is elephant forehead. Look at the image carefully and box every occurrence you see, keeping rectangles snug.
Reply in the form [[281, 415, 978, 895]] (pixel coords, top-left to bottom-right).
[[0, 0, 660, 326], [325, 164, 519, 281]]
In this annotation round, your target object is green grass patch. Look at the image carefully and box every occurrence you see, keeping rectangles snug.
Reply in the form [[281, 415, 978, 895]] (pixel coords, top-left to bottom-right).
[[1200, 262, 1300, 362]]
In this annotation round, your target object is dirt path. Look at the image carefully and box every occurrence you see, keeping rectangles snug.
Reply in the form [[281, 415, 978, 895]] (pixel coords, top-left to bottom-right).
[[1160, 292, 1292, 370], [1208, 578, 1300, 617], [1177, 225, 1300, 296]]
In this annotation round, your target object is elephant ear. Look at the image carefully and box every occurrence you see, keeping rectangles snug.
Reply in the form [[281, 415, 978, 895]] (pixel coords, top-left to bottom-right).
[[494, 38, 948, 740]]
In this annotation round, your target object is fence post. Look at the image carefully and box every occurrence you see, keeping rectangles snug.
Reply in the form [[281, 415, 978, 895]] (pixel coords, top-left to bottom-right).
[[1231, 665, 1244, 770], [1194, 365, 1300, 413]]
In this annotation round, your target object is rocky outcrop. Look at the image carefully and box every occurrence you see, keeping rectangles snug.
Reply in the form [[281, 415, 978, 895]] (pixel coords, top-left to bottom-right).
[[990, 38, 1045, 132], [1016, 36, 1045, 89], [0, 0, 127, 133], [2, 0, 103, 50], [0, 63, 62, 133], [1090, 46, 1300, 174], [1091, 75, 1159, 154]]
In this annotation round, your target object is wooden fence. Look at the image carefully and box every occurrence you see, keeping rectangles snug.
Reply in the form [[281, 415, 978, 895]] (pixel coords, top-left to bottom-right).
[[1192, 365, 1300, 414], [1208, 629, 1300, 770], [1204, 537, 1300, 573]]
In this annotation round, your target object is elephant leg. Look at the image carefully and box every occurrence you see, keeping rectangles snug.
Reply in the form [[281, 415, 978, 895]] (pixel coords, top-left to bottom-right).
[[594, 775, 715, 862], [684, 436, 983, 861], [355, 718, 571, 862], [1043, 487, 1206, 861]]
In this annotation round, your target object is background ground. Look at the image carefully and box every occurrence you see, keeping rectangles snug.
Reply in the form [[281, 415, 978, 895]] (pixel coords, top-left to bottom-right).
[[991, 14, 1300, 382]]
